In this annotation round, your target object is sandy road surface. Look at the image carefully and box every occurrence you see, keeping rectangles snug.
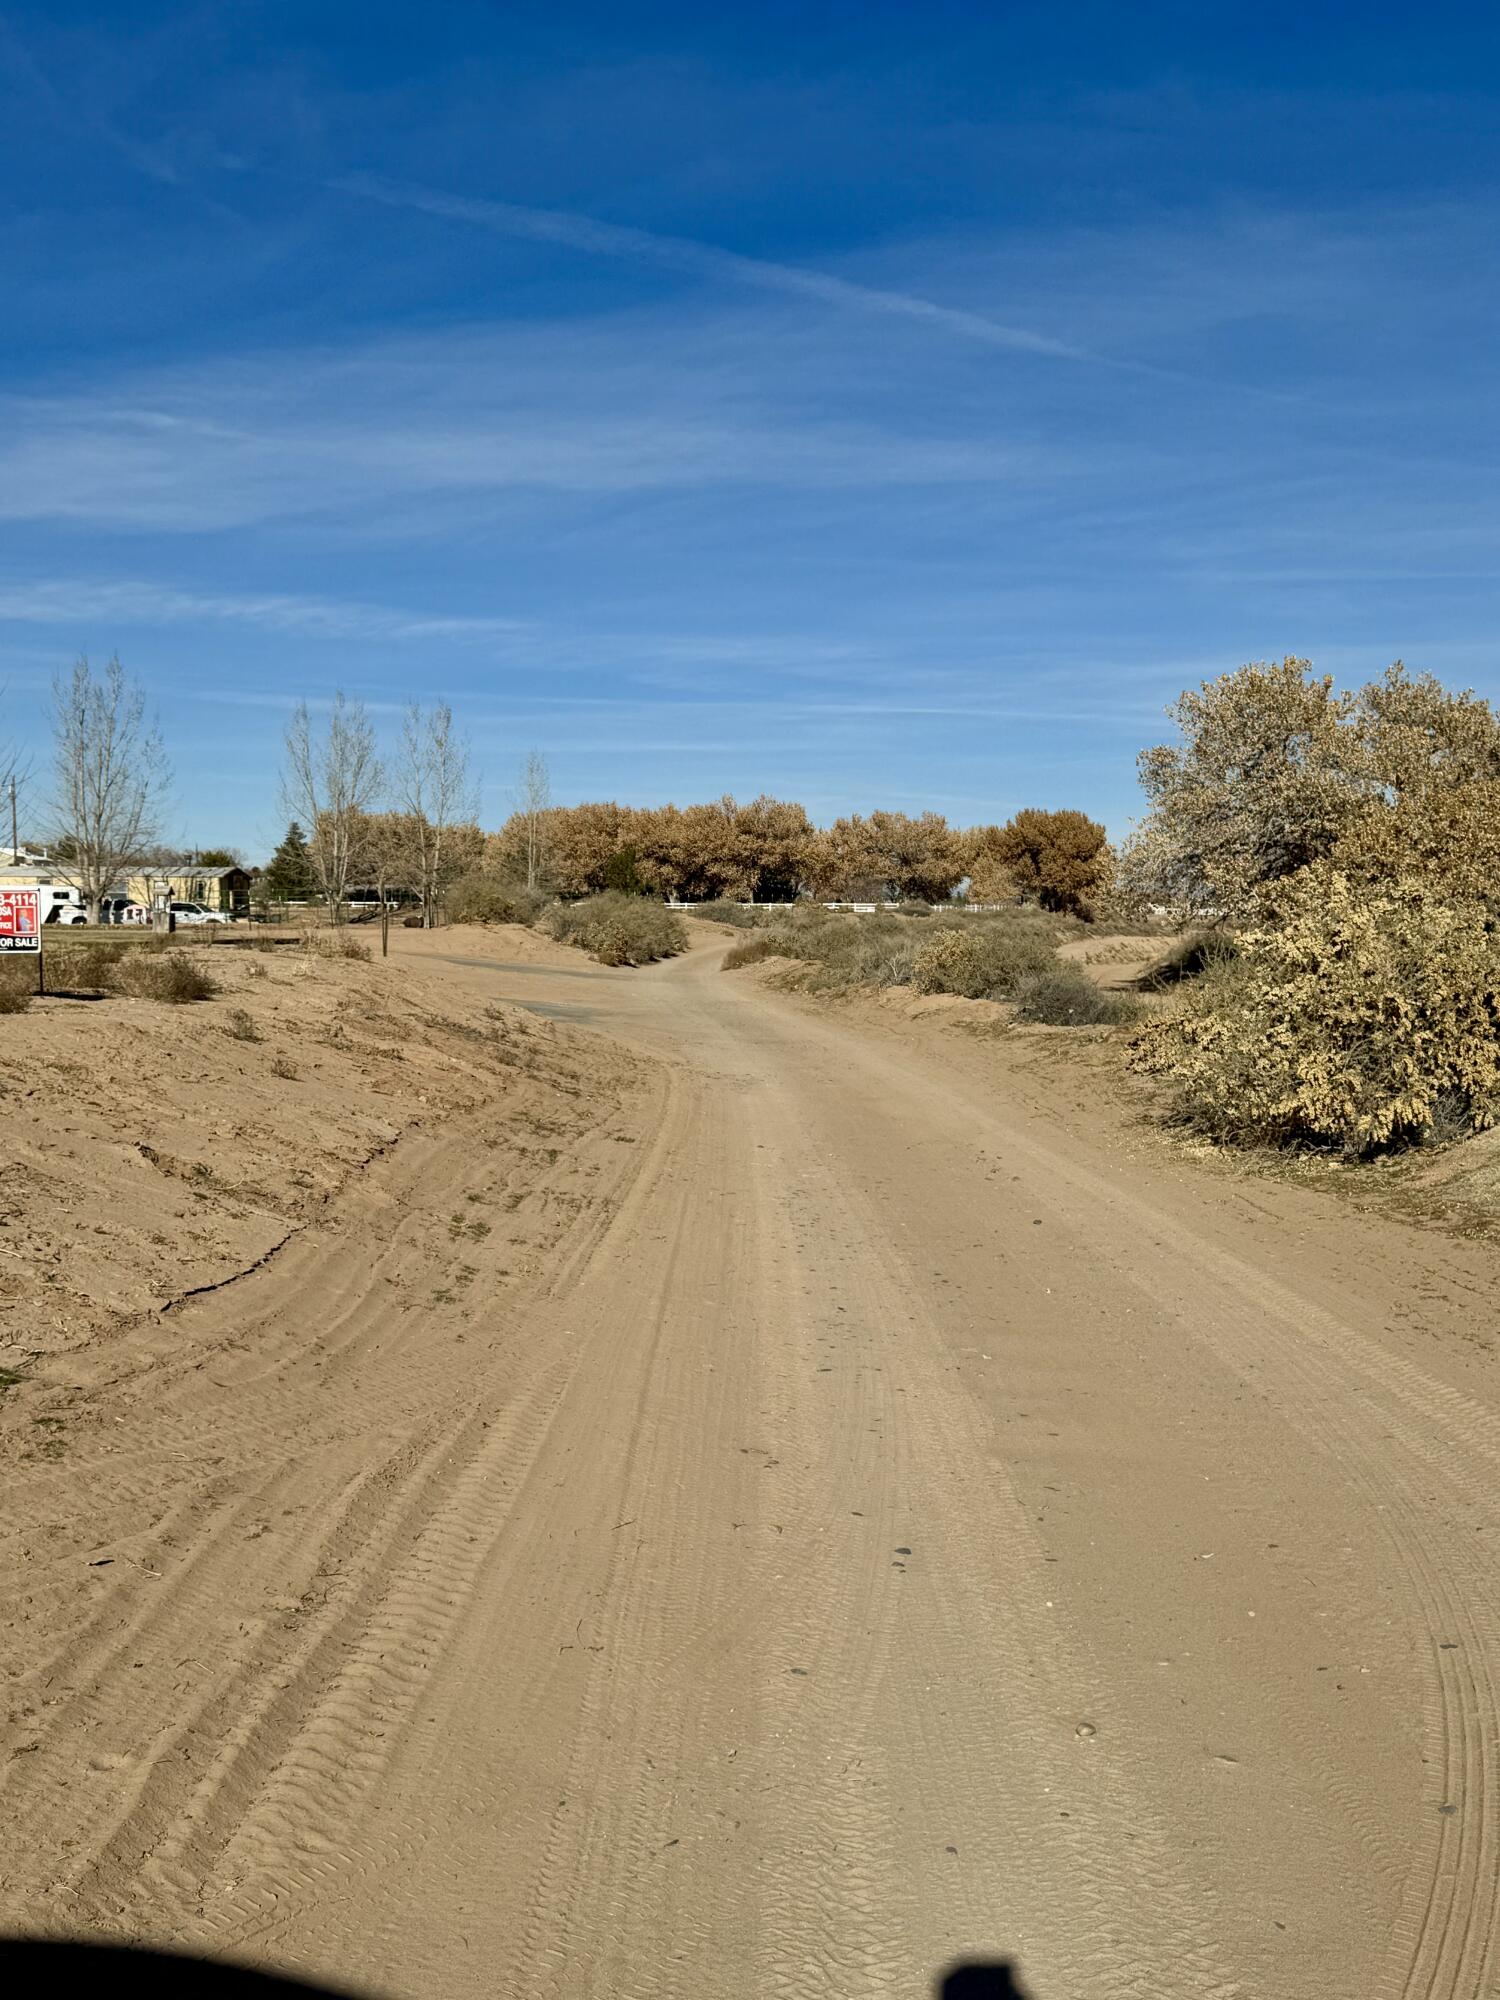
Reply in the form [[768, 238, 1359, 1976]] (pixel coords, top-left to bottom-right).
[[6, 932, 1500, 1999]]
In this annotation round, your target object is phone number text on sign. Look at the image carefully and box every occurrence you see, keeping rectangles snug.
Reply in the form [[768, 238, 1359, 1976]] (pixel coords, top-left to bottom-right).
[[0, 888, 41, 953]]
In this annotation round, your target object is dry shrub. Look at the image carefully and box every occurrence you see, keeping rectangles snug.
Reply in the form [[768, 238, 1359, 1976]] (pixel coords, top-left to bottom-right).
[[729, 906, 1062, 1000], [910, 925, 1055, 999], [0, 972, 32, 1014], [1143, 929, 1240, 989], [225, 1006, 261, 1042], [692, 900, 767, 928], [444, 874, 544, 925], [114, 951, 218, 1003], [543, 893, 687, 965], [300, 930, 370, 961], [1131, 868, 1500, 1154], [47, 941, 125, 991], [1013, 966, 1140, 1026], [722, 936, 780, 970]]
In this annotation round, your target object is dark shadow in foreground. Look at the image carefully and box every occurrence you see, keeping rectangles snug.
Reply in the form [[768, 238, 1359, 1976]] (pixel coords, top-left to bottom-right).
[[2, 1938, 1036, 1996], [0, 1941, 377, 1998], [938, 1962, 1032, 1999]]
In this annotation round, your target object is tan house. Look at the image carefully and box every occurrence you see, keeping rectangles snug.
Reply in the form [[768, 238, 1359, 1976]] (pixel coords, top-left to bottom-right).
[[125, 865, 252, 916]]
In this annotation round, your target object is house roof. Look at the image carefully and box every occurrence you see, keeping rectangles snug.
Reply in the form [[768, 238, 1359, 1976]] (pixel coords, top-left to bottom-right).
[[141, 864, 247, 879]]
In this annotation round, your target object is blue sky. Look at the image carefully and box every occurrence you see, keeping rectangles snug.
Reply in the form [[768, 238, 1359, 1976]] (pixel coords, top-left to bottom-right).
[[3, 2, 1500, 858]]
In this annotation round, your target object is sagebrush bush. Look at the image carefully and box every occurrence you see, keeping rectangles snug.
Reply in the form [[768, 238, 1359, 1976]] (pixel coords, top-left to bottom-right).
[[0, 974, 32, 1014], [114, 951, 218, 1003], [444, 874, 544, 926], [225, 1006, 261, 1042], [722, 936, 780, 970], [719, 906, 1062, 1000], [910, 925, 1056, 999], [1131, 868, 1500, 1153], [543, 893, 688, 965], [1013, 966, 1141, 1026]]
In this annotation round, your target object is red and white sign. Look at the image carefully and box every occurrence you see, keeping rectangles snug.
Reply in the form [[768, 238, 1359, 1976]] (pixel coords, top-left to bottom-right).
[[0, 888, 40, 953]]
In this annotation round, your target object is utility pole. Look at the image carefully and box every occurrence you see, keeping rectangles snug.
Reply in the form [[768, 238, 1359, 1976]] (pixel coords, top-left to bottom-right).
[[9, 775, 16, 865]]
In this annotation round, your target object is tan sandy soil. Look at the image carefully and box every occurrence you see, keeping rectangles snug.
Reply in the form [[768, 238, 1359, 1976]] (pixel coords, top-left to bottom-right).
[[1056, 929, 1169, 991], [4, 928, 1500, 1999]]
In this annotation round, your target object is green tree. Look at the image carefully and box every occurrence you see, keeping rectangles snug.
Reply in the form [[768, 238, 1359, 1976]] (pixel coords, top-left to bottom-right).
[[602, 844, 649, 896], [263, 821, 314, 902]]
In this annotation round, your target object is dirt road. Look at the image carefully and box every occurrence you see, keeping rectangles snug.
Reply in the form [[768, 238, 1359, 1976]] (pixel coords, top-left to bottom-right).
[[6, 931, 1500, 1999]]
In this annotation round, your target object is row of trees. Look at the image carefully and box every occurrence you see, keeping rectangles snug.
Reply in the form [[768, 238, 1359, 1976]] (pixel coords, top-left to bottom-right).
[[278, 695, 485, 924], [22, 654, 1115, 924], [480, 798, 1111, 912], [20, 660, 493, 926]]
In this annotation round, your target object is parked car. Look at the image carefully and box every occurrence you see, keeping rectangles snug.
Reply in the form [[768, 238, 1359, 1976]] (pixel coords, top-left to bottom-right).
[[169, 900, 230, 925], [100, 894, 150, 926]]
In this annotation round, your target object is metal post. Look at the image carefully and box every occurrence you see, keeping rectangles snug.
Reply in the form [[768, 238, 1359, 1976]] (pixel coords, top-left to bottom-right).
[[36, 919, 44, 998]]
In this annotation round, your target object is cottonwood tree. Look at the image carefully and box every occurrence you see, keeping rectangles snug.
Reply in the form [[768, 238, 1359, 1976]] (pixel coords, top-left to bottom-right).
[[50, 655, 170, 922], [282, 694, 382, 921], [992, 807, 1110, 916], [515, 750, 551, 891], [393, 703, 477, 927]]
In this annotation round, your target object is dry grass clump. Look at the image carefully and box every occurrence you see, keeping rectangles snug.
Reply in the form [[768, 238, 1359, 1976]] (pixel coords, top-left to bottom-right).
[[744, 908, 1061, 1000], [1132, 868, 1500, 1154], [722, 936, 781, 970], [444, 874, 546, 925], [543, 893, 688, 965], [691, 900, 769, 928], [224, 1006, 262, 1042], [47, 941, 126, 991], [1013, 966, 1141, 1026], [300, 930, 370, 962], [0, 972, 33, 1014], [909, 926, 1055, 999], [114, 951, 218, 1003]]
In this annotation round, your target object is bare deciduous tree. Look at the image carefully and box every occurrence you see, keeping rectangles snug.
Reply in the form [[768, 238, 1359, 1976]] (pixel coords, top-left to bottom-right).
[[50, 655, 170, 921], [394, 702, 476, 927], [516, 749, 551, 891], [282, 694, 382, 922]]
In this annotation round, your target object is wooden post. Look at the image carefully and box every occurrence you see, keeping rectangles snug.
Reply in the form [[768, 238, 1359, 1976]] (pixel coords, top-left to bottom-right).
[[381, 903, 389, 957]]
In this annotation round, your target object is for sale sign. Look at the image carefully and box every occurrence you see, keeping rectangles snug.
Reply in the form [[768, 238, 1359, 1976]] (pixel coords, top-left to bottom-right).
[[0, 888, 40, 953]]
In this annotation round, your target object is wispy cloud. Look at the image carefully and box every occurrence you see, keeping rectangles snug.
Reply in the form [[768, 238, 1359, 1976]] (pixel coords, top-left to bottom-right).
[[333, 172, 1095, 364], [0, 362, 1027, 532], [0, 578, 531, 644]]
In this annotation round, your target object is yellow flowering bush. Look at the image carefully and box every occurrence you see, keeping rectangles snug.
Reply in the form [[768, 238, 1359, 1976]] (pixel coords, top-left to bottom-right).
[[1132, 867, 1500, 1153]]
